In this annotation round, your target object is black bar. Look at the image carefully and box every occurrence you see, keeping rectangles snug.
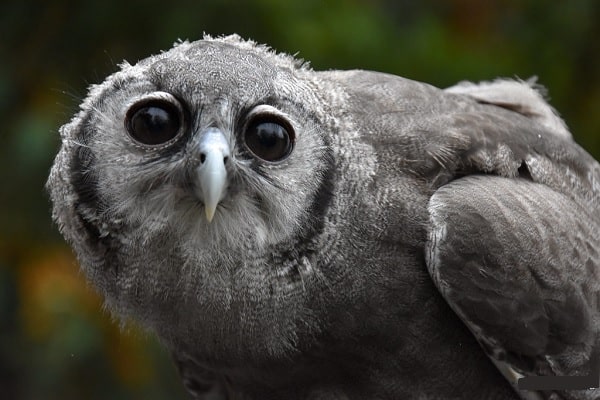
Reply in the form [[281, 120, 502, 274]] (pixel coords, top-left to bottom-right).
[[518, 363, 600, 391]]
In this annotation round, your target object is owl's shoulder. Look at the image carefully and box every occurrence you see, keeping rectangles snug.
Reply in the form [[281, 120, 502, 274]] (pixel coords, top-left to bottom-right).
[[317, 70, 598, 197]]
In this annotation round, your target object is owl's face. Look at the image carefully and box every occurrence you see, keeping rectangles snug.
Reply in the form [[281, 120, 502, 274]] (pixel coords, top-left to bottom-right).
[[49, 37, 341, 357], [86, 39, 331, 251]]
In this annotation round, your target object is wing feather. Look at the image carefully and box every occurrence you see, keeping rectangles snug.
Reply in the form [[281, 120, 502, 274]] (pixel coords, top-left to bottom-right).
[[426, 175, 600, 400], [324, 70, 600, 398]]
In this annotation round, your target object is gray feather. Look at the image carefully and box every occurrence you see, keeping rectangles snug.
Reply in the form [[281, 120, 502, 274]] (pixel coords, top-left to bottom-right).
[[427, 176, 600, 400], [47, 34, 600, 400]]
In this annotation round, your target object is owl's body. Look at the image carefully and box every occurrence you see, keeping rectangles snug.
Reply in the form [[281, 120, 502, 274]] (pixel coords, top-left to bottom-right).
[[48, 35, 600, 399]]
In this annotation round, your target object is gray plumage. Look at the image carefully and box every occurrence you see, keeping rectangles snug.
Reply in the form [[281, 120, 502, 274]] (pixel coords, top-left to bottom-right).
[[47, 34, 600, 400]]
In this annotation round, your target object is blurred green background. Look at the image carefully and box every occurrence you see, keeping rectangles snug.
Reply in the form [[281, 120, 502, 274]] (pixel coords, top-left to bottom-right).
[[1, 0, 599, 399]]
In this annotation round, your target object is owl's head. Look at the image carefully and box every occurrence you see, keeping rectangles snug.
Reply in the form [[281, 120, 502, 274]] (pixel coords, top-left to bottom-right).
[[62, 35, 333, 246], [47, 35, 339, 356]]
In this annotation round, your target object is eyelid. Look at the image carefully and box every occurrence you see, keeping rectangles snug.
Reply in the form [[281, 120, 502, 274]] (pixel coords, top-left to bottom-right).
[[246, 105, 292, 121], [124, 91, 182, 114], [243, 105, 297, 138], [243, 105, 296, 141]]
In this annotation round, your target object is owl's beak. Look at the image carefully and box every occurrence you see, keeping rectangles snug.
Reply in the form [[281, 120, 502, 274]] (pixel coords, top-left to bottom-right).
[[195, 128, 230, 223]]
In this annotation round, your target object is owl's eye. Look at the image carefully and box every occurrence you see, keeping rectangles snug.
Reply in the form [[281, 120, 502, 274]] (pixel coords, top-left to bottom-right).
[[125, 98, 182, 146], [244, 117, 295, 162]]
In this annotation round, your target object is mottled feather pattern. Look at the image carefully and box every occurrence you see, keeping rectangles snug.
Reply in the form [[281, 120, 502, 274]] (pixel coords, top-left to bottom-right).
[[47, 35, 599, 399], [427, 177, 600, 400]]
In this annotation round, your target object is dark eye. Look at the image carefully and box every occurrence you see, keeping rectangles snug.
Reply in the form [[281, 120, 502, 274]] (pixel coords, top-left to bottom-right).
[[244, 117, 294, 162], [125, 99, 182, 145]]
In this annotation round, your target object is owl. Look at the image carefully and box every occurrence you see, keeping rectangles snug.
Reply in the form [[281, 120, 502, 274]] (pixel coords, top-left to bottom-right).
[[47, 34, 600, 399]]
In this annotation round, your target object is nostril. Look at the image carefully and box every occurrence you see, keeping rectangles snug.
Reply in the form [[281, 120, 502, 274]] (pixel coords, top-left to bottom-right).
[[199, 153, 228, 165]]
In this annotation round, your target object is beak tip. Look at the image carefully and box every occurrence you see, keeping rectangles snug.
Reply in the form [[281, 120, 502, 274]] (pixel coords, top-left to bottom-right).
[[205, 206, 216, 223]]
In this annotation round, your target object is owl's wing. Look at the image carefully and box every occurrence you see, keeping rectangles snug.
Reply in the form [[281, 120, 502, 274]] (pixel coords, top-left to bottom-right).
[[325, 70, 600, 399], [417, 80, 600, 399], [426, 175, 600, 400]]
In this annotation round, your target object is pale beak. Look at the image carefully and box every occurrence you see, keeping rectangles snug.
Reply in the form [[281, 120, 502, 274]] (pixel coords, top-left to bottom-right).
[[195, 128, 230, 223]]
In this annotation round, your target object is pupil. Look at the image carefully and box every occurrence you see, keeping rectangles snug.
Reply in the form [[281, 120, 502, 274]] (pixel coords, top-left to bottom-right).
[[141, 108, 168, 131], [257, 123, 285, 147]]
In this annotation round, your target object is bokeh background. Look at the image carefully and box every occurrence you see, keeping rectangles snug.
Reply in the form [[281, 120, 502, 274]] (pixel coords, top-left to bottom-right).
[[1, 1, 599, 399]]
